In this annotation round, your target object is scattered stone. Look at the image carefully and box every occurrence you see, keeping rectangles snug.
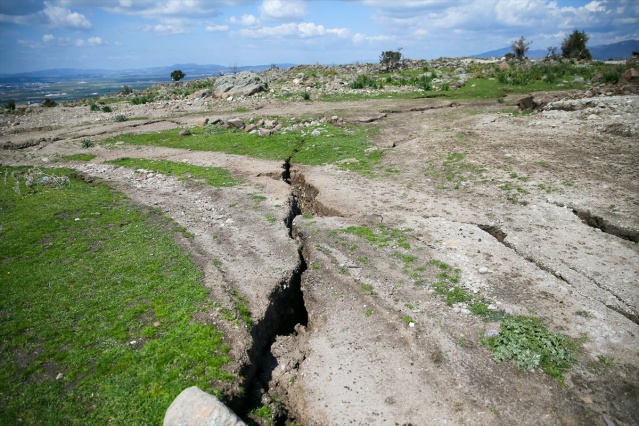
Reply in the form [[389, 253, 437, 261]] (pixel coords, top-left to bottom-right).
[[56, 373, 64, 380], [478, 267, 489, 274], [164, 386, 246, 426], [194, 117, 209, 127], [227, 119, 245, 129], [178, 129, 191, 136]]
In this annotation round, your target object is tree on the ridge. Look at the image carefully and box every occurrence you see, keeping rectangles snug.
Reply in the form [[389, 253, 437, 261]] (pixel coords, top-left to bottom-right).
[[561, 30, 592, 60], [511, 36, 532, 60], [171, 70, 185, 82], [380, 48, 403, 71]]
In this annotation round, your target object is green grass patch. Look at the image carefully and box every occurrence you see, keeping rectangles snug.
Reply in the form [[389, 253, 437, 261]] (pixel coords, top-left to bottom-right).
[[0, 166, 234, 425], [60, 153, 97, 162], [425, 152, 485, 190], [342, 224, 410, 249], [102, 122, 381, 175], [105, 157, 241, 187]]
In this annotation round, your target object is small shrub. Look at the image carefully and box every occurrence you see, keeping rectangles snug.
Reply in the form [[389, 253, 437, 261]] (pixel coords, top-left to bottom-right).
[[130, 96, 151, 105], [43, 98, 57, 107], [81, 139, 94, 148], [5, 99, 16, 111], [349, 75, 380, 89], [121, 85, 133, 95], [302, 91, 311, 101], [115, 115, 128, 122], [90, 104, 100, 112], [101, 106, 112, 113]]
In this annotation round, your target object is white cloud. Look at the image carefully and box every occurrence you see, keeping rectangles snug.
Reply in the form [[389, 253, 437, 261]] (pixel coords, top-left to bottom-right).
[[43, 1, 91, 29], [144, 23, 188, 35], [42, 34, 55, 42], [240, 22, 349, 39], [17, 39, 44, 49], [230, 14, 259, 26], [260, 0, 307, 21], [88, 36, 105, 45], [352, 33, 393, 44], [206, 24, 230, 32]]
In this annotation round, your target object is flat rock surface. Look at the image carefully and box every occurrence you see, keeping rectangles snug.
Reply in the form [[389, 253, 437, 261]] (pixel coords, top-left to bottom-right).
[[1, 91, 637, 425]]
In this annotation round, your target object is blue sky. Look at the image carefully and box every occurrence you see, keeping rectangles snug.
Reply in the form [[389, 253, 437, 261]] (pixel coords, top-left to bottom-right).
[[0, 0, 637, 74]]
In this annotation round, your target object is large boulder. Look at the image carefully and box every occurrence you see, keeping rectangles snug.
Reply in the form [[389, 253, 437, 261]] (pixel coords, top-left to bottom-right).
[[163, 386, 246, 426], [619, 68, 639, 85], [214, 72, 267, 98]]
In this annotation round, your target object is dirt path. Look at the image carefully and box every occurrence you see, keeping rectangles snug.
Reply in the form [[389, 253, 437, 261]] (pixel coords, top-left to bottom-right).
[[1, 93, 637, 425]]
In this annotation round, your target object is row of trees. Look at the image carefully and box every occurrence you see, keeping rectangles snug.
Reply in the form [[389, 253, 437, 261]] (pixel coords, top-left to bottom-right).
[[510, 29, 592, 61]]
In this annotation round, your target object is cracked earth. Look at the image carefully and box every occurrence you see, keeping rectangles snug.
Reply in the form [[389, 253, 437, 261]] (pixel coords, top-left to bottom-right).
[[1, 92, 638, 425]]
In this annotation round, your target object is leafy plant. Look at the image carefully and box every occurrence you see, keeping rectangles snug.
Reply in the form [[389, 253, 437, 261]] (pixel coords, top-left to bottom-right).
[[115, 114, 128, 122], [482, 315, 581, 383], [302, 91, 311, 101], [90, 104, 100, 112], [81, 139, 94, 148], [4, 99, 16, 110], [101, 106, 112, 113]]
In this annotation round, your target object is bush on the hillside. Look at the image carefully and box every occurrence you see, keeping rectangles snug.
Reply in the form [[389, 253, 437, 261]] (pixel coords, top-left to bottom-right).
[[4, 99, 16, 111], [416, 75, 432, 91], [115, 114, 128, 122], [561, 29, 592, 60], [130, 96, 152, 105], [101, 106, 112, 113], [90, 104, 100, 112], [43, 98, 57, 107], [121, 85, 133, 95], [350, 75, 380, 89]]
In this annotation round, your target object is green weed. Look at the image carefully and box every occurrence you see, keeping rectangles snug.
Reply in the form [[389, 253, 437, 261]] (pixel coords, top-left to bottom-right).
[[482, 315, 582, 383]]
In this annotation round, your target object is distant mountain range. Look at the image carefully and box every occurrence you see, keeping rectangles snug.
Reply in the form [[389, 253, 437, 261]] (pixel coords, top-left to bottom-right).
[[0, 63, 296, 83], [471, 39, 639, 60]]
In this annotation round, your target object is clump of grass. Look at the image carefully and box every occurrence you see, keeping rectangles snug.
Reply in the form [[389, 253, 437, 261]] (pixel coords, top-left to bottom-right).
[[349, 75, 380, 89], [81, 139, 94, 148], [342, 224, 410, 249], [90, 104, 100, 112], [115, 114, 128, 122], [61, 153, 97, 162], [105, 158, 241, 187], [101, 106, 112, 113], [0, 166, 234, 424]]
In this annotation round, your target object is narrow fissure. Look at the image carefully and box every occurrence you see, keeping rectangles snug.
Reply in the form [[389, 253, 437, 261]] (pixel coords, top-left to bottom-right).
[[478, 224, 639, 325], [230, 159, 310, 425], [570, 206, 639, 243]]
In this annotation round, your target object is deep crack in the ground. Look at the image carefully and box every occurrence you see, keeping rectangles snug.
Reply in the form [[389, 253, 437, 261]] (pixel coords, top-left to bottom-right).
[[231, 159, 310, 425]]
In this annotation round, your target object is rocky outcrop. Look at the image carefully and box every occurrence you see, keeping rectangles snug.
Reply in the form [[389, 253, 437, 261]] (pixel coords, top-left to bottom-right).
[[213, 72, 267, 98], [163, 386, 246, 426]]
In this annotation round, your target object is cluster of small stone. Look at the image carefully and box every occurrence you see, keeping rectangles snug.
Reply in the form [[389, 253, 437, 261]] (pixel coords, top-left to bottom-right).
[[178, 115, 345, 137]]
